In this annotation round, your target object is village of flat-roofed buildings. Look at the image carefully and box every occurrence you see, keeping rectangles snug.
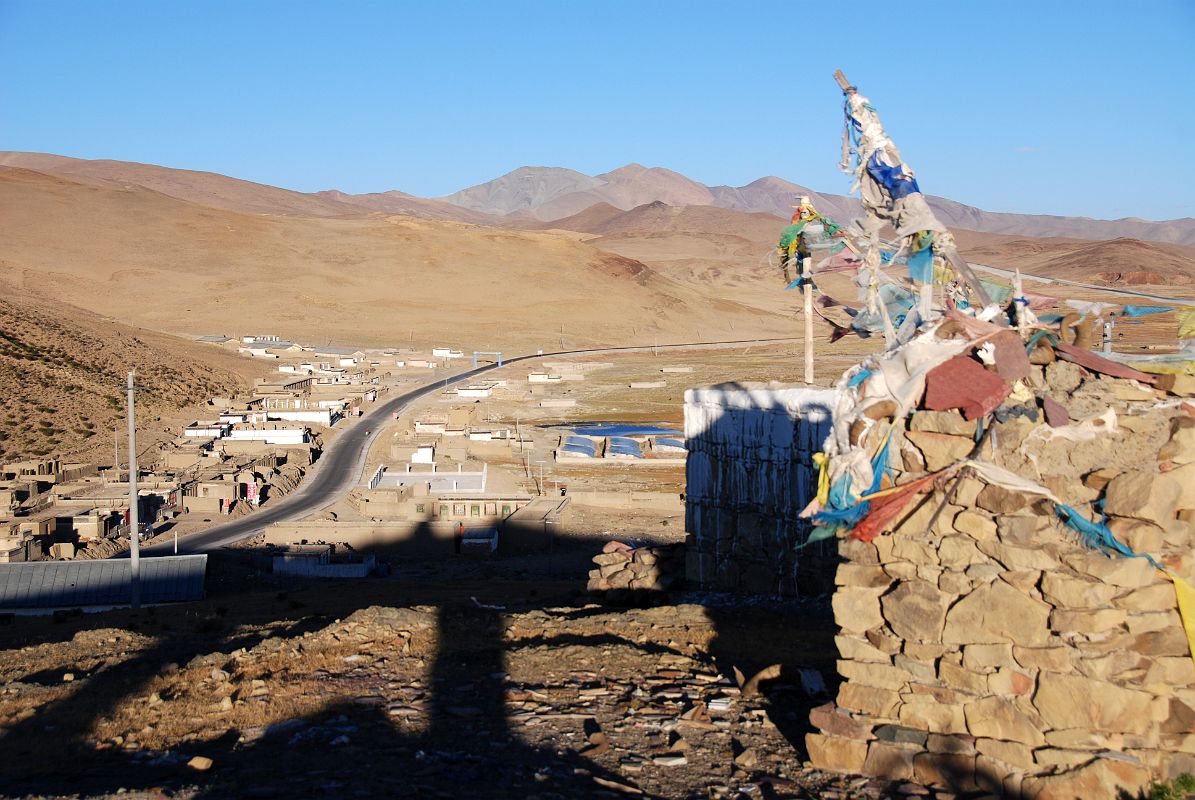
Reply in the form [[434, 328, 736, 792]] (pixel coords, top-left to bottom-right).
[[0, 335, 693, 572], [0, 335, 425, 563]]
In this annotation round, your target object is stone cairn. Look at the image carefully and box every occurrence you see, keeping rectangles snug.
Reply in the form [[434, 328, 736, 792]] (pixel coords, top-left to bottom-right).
[[587, 541, 685, 595], [805, 313, 1195, 797]]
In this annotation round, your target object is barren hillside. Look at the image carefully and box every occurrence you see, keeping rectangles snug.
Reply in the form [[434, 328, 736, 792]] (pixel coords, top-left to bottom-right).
[[540, 202, 1195, 321], [0, 151, 361, 218], [0, 295, 258, 463], [548, 203, 809, 318], [541, 200, 782, 240], [0, 166, 795, 352], [954, 231, 1195, 286], [314, 189, 502, 225]]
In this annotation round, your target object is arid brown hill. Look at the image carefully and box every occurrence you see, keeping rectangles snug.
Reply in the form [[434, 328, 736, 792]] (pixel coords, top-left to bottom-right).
[[0, 151, 360, 218], [0, 295, 255, 462], [0, 166, 794, 350], [955, 232, 1195, 286], [537, 200, 783, 241], [314, 189, 501, 225]]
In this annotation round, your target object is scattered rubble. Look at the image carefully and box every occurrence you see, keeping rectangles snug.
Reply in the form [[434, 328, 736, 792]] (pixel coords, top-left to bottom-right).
[[587, 541, 684, 595]]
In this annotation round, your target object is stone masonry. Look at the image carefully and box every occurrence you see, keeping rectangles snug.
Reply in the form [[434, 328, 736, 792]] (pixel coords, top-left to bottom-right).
[[808, 369, 1195, 796]]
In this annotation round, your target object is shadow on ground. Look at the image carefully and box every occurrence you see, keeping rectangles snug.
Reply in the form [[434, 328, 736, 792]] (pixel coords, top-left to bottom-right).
[[0, 388, 1015, 799]]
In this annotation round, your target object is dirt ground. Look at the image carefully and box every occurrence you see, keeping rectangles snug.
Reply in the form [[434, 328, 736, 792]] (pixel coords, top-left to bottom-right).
[[0, 543, 890, 800]]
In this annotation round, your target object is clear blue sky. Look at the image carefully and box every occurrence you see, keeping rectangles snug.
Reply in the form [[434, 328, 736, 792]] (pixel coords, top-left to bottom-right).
[[2, 0, 1192, 220]]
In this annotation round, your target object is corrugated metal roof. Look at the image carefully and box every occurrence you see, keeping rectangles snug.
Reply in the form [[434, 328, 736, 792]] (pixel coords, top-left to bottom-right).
[[0, 555, 207, 609]]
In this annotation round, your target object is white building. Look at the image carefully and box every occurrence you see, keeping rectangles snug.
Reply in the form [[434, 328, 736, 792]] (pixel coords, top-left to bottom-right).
[[255, 409, 340, 427], [227, 428, 309, 445], [185, 421, 231, 439]]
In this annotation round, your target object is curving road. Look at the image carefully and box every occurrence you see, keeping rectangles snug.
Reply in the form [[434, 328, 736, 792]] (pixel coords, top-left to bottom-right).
[[969, 262, 1195, 307], [140, 337, 804, 555]]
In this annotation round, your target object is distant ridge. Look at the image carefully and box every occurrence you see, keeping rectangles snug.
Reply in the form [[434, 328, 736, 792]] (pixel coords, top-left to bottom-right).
[[434, 164, 1195, 247], [14, 151, 1189, 246], [315, 188, 500, 224], [0, 151, 362, 218]]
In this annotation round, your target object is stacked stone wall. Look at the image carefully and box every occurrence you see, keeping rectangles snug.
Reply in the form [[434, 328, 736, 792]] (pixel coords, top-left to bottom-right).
[[809, 398, 1195, 796]]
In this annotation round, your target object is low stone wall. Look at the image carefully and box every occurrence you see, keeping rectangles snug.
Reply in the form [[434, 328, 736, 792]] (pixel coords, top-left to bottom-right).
[[809, 405, 1195, 795], [567, 490, 683, 512]]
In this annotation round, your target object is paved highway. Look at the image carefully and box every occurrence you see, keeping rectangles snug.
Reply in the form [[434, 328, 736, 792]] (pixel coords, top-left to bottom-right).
[[140, 337, 804, 555]]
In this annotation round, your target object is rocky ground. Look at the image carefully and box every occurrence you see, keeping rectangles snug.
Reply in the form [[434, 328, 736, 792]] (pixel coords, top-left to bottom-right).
[[0, 548, 970, 800]]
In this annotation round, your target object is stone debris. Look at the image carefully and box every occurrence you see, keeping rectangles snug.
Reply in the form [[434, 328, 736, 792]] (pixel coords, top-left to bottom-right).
[[0, 602, 894, 799], [587, 543, 684, 595], [186, 755, 213, 771]]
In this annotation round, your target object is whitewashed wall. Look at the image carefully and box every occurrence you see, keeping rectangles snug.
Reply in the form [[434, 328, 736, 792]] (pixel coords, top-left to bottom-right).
[[684, 385, 836, 596]]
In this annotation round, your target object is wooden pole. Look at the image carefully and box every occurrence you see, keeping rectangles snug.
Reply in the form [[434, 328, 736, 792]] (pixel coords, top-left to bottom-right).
[[803, 257, 814, 384]]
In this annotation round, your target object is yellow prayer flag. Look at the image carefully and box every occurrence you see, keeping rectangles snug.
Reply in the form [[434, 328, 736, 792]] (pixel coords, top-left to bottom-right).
[[1170, 573, 1195, 669], [1177, 309, 1195, 340]]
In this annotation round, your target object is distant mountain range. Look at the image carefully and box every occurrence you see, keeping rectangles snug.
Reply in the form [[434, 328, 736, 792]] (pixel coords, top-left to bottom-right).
[[435, 163, 1195, 247], [4, 151, 1191, 246]]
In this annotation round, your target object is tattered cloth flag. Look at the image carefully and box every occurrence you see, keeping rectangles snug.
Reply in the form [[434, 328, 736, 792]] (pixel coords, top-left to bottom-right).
[[841, 90, 946, 241], [1178, 309, 1195, 340]]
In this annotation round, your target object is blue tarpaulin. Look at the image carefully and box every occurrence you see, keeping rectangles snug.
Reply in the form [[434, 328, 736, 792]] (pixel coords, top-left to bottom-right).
[[561, 436, 597, 457], [607, 437, 643, 458]]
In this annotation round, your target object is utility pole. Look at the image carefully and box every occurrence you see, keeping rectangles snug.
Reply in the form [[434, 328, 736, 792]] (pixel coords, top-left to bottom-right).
[[114, 427, 119, 474], [127, 371, 141, 610], [535, 459, 546, 496]]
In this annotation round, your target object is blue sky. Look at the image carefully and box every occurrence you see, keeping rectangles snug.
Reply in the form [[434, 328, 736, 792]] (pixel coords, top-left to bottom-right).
[[2, 0, 1192, 220]]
